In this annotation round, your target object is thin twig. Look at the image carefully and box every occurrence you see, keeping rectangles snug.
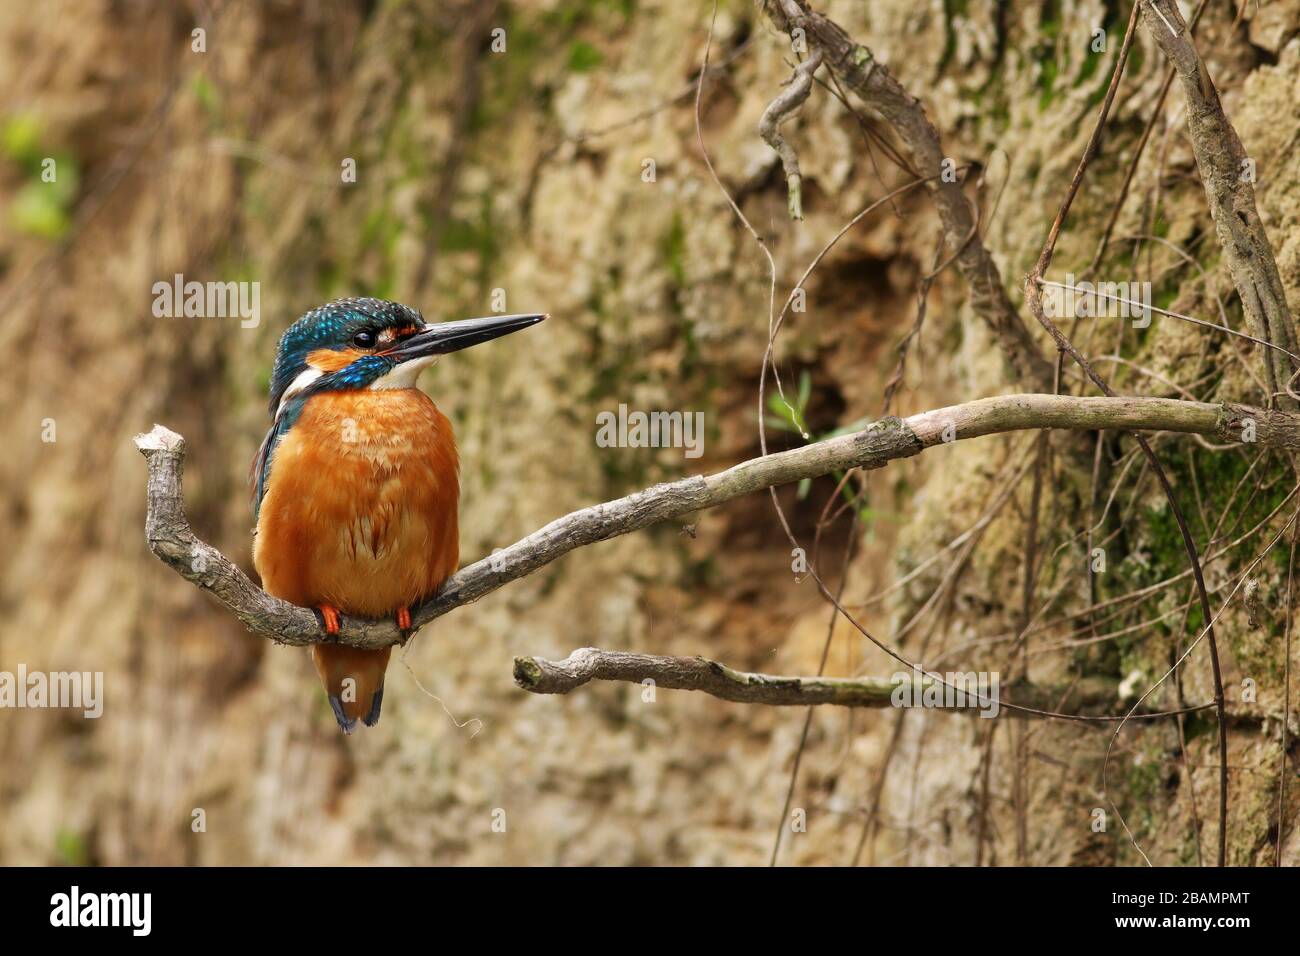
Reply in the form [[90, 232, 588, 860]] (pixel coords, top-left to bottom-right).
[[759, 49, 824, 220]]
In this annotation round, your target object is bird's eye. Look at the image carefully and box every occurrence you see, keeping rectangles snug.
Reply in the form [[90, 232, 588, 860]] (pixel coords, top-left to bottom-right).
[[352, 330, 377, 348]]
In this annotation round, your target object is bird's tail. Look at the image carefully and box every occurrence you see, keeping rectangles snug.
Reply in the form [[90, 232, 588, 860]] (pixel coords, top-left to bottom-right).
[[311, 644, 393, 733]]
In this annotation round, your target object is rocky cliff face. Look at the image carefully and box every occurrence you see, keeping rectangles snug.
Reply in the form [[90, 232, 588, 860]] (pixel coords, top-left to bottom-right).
[[0, 0, 1297, 866]]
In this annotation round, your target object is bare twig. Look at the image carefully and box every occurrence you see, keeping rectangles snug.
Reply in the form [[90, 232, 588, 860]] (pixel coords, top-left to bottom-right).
[[1279, 525, 1297, 865], [759, 49, 824, 220]]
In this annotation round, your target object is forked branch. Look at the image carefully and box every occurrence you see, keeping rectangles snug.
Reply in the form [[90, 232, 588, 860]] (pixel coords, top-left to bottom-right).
[[136, 394, 1295, 650]]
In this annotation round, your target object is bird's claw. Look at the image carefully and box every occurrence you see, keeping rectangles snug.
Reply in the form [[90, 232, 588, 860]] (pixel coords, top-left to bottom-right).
[[315, 604, 342, 642]]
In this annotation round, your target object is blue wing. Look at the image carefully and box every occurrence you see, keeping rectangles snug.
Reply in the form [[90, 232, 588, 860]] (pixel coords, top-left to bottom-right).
[[251, 397, 305, 520]]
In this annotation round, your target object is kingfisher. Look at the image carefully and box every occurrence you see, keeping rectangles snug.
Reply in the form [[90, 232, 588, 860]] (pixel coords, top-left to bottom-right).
[[251, 298, 544, 733]]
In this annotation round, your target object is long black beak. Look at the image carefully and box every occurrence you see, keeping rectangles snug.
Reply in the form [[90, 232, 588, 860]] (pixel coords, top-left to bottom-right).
[[387, 313, 546, 362]]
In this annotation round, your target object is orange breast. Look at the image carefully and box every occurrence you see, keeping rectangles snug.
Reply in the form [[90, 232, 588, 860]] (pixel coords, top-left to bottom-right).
[[252, 389, 460, 617]]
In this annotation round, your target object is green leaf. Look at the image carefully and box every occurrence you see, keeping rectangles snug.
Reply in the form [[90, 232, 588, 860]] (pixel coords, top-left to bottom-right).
[[190, 72, 221, 119], [9, 181, 70, 238], [0, 114, 43, 164]]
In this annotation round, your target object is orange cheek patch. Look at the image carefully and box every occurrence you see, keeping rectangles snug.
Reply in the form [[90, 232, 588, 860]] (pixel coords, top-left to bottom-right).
[[307, 347, 366, 372]]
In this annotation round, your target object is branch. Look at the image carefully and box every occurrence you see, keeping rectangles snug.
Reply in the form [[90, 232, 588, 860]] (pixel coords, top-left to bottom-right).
[[758, 48, 823, 220], [512, 647, 1205, 720], [766, 0, 1055, 392], [135, 395, 1296, 649], [1140, 0, 1299, 405]]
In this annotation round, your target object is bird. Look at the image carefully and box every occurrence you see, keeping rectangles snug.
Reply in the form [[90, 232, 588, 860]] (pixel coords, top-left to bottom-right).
[[251, 298, 544, 733]]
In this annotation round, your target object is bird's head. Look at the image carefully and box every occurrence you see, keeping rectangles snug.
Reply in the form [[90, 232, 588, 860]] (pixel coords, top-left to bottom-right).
[[267, 297, 545, 416]]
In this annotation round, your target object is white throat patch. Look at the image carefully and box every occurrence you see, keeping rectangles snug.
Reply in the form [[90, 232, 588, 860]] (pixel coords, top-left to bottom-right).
[[276, 367, 323, 417], [370, 354, 439, 390], [275, 353, 437, 418]]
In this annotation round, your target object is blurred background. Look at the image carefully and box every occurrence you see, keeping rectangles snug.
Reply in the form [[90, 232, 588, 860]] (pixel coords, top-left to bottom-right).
[[1, 0, 1297, 865]]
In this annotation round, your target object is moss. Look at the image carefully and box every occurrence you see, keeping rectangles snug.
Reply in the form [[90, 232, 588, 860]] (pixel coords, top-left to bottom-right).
[[474, 0, 637, 131], [568, 40, 604, 73], [1036, 56, 1059, 112], [1081, 53, 1119, 112], [355, 205, 401, 299], [1075, 0, 1122, 92], [1125, 36, 1144, 75], [190, 71, 221, 123], [472, 12, 545, 133], [1038, 0, 1061, 39], [1109, 438, 1292, 685], [937, 0, 969, 73], [658, 213, 708, 373], [544, 0, 629, 31], [436, 190, 502, 293], [316, 258, 343, 301], [1128, 750, 1162, 803], [1152, 272, 1181, 314], [1123, 745, 1167, 843], [659, 213, 687, 289], [970, 70, 1012, 132], [1076, 48, 1101, 87]]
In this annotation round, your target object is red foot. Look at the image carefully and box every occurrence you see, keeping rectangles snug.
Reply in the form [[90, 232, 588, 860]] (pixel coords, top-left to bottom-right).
[[318, 605, 341, 635], [396, 606, 412, 631]]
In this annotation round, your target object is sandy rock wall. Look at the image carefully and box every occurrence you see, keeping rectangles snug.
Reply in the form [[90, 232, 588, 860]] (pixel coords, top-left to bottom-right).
[[0, 0, 1296, 866]]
